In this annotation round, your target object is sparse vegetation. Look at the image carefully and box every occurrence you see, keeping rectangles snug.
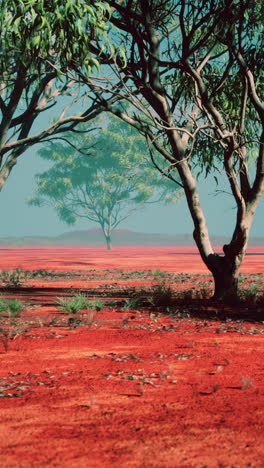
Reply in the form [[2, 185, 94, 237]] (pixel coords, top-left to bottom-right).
[[149, 281, 174, 309], [0, 269, 29, 288], [0, 247, 263, 468], [56, 294, 104, 327], [87, 298, 104, 312], [152, 269, 167, 278], [122, 297, 143, 311], [238, 285, 264, 307], [56, 294, 89, 315], [0, 298, 24, 317], [0, 298, 25, 351], [101, 270, 264, 320], [0, 266, 262, 351], [57, 294, 104, 314]]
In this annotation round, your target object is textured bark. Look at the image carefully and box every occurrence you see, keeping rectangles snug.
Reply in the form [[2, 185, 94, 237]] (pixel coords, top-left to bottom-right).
[[206, 222, 250, 300], [207, 254, 240, 300]]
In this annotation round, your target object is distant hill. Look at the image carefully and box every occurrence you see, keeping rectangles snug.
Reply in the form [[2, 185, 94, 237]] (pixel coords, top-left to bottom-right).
[[0, 229, 263, 246]]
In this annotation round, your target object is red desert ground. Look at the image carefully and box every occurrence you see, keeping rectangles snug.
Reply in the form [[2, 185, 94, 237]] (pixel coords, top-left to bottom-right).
[[0, 245, 263, 467]]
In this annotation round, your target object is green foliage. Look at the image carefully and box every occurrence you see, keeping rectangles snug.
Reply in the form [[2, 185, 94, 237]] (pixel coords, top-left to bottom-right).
[[0, 0, 117, 199], [57, 294, 104, 314], [56, 293, 101, 327], [82, 0, 263, 203], [0, 0, 111, 76], [86, 298, 104, 311], [142, 0, 264, 178], [152, 269, 167, 279], [0, 297, 27, 351], [122, 297, 142, 311], [29, 114, 181, 247], [57, 294, 88, 314], [0, 298, 24, 317]]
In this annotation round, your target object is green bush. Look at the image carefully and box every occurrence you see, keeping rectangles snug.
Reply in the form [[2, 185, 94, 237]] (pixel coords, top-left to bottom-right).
[[0, 298, 24, 317], [56, 294, 88, 314], [86, 298, 104, 311], [152, 269, 166, 278], [122, 297, 142, 310], [56, 294, 104, 327]]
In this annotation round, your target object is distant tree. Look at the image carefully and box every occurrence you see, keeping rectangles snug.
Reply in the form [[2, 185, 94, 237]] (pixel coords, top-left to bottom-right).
[[28, 116, 180, 249], [78, 0, 264, 299], [0, 0, 115, 192]]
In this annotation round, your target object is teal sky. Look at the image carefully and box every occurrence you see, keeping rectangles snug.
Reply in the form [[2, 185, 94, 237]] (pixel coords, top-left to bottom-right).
[[1, 144, 263, 239]]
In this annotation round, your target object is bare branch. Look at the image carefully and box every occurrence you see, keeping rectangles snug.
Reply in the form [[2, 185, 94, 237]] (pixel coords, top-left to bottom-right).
[[236, 51, 264, 120]]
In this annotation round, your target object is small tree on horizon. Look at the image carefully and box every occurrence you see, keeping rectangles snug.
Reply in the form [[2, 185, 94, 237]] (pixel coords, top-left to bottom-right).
[[28, 116, 181, 249]]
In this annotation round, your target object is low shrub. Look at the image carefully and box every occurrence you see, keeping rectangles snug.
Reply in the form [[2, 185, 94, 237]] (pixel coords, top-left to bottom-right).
[[87, 298, 104, 311], [152, 269, 167, 278], [56, 294, 103, 327], [57, 294, 88, 314], [149, 280, 174, 308], [238, 285, 264, 306], [0, 298, 24, 317], [122, 297, 142, 310], [174, 289, 194, 302], [0, 298, 26, 351], [0, 268, 29, 287]]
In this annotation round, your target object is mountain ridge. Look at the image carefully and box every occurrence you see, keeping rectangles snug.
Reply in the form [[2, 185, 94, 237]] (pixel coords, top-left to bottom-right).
[[0, 229, 263, 246]]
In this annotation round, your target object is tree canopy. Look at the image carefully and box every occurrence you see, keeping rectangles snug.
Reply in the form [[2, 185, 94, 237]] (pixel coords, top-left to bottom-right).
[[0, 0, 115, 191], [28, 115, 180, 249], [78, 0, 264, 298]]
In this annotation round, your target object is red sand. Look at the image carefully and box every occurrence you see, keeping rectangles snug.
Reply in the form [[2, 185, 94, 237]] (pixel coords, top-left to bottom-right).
[[0, 246, 263, 273], [0, 247, 263, 467]]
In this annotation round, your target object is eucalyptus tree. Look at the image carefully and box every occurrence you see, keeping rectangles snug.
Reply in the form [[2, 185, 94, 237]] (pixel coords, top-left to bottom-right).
[[28, 116, 180, 249], [80, 0, 264, 299], [0, 0, 115, 191]]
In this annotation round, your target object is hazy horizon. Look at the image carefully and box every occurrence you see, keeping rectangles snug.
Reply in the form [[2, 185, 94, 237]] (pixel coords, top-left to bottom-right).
[[1, 145, 263, 240]]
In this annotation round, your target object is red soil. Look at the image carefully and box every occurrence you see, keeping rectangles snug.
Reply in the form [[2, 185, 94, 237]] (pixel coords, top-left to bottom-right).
[[0, 245, 263, 273], [0, 247, 263, 468]]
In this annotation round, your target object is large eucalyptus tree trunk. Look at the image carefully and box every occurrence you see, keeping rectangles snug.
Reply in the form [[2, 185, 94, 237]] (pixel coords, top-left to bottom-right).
[[178, 159, 252, 302], [206, 251, 242, 301], [209, 257, 240, 300], [195, 241, 246, 301], [206, 223, 251, 300]]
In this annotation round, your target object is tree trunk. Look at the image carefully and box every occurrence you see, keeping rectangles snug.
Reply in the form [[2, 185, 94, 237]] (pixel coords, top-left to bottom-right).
[[207, 220, 252, 301], [207, 253, 241, 301], [105, 234, 112, 250]]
